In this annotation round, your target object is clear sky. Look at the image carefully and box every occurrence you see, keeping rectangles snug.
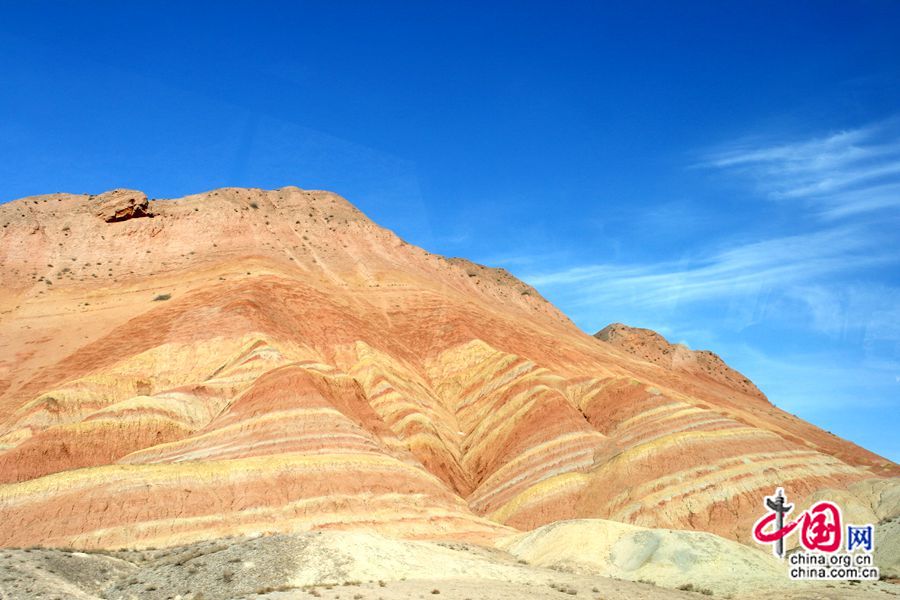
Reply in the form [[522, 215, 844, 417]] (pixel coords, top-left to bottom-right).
[[1, 2, 898, 461]]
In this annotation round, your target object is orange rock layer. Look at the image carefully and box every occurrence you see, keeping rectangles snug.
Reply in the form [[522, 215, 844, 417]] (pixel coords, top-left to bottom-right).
[[0, 187, 895, 549]]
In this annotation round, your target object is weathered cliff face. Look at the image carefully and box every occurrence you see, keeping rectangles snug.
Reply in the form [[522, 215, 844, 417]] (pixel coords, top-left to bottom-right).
[[0, 186, 895, 550]]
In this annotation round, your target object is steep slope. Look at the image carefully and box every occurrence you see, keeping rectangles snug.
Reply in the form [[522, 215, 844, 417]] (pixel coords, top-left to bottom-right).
[[0, 186, 896, 550]]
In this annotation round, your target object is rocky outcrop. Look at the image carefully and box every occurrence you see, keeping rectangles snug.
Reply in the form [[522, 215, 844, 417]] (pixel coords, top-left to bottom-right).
[[595, 322, 766, 400], [0, 186, 895, 551], [92, 188, 152, 222]]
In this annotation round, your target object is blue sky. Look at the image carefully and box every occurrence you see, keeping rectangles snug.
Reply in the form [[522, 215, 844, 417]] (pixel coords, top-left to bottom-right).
[[1, 2, 898, 461]]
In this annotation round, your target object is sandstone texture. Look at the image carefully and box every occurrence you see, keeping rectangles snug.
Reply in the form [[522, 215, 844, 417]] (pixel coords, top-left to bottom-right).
[[0, 186, 897, 568], [91, 189, 152, 223]]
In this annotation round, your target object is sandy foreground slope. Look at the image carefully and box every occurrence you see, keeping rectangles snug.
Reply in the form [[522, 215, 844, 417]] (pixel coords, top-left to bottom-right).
[[0, 528, 896, 600], [0, 186, 897, 598]]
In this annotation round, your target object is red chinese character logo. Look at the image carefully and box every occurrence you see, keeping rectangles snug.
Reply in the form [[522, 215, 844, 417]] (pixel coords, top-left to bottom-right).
[[752, 488, 843, 557], [799, 501, 842, 552], [753, 510, 799, 542]]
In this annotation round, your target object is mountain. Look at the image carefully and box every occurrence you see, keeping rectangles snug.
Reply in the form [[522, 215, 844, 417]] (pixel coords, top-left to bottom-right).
[[0, 187, 896, 558]]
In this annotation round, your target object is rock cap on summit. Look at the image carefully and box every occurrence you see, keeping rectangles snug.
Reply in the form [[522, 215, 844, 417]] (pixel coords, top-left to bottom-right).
[[92, 189, 152, 222]]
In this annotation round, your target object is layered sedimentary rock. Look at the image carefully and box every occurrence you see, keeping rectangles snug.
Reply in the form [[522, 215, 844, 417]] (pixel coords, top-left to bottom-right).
[[0, 186, 896, 550], [92, 189, 153, 223]]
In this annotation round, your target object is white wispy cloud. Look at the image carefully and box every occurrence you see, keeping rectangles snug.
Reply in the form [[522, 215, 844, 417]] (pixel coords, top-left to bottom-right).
[[521, 119, 900, 328], [523, 225, 891, 311], [783, 282, 900, 353], [703, 116, 900, 219], [726, 342, 899, 411]]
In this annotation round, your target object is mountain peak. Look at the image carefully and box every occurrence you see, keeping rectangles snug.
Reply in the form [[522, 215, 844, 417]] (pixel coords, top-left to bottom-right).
[[0, 186, 895, 554], [595, 322, 766, 400]]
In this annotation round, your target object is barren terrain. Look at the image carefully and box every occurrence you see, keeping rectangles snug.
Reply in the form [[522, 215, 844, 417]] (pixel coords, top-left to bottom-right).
[[0, 187, 897, 598]]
